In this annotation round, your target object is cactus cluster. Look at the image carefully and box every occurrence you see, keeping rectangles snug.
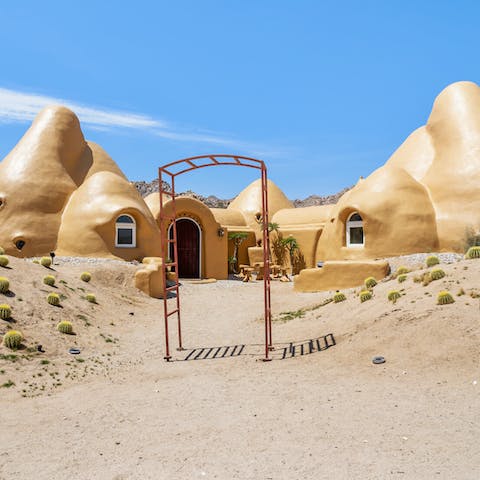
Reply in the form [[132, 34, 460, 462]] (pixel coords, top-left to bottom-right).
[[40, 256, 52, 267], [426, 255, 440, 267], [388, 290, 401, 303], [86, 293, 97, 303], [396, 266, 410, 275], [430, 268, 445, 281], [0, 304, 12, 320], [333, 291, 346, 303], [3, 330, 22, 350], [0, 277, 9, 293], [57, 320, 73, 334], [80, 272, 92, 282], [437, 291, 454, 305], [43, 275, 56, 286], [47, 292, 60, 306], [397, 274, 408, 283], [0, 256, 9, 267], [364, 277, 377, 289], [360, 290, 372, 303], [466, 246, 480, 259]]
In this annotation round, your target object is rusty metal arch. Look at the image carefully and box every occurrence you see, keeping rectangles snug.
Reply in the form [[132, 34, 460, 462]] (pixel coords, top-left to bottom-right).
[[158, 154, 272, 362]]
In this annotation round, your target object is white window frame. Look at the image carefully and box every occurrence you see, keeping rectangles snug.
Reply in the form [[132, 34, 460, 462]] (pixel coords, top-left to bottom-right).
[[346, 212, 364, 248], [115, 214, 136, 248], [168, 217, 202, 278]]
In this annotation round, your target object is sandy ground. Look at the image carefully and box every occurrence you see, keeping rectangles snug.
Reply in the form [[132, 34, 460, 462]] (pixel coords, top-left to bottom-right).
[[0, 256, 480, 479]]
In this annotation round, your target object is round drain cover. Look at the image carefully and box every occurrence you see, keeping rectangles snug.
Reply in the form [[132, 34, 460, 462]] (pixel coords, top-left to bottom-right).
[[69, 348, 81, 355], [372, 356, 386, 364]]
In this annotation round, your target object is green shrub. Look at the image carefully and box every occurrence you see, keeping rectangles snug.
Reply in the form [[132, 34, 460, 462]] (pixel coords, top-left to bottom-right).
[[0, 256, 9, 267], [86, 293, 96, 303], [360, 290, 372, 303], [3, 330, 22, 350], [333, 292, 346, 303], [465, 246, 480, 259], [430, 268, 445, 281], [364, 277, 377, 289], [437, 291, 455, 305], [40, 256, 52, 267], [426, 255, 440, 267], [43, 275, 56, 286], [32, 258, 40, 264], [396, 266, 410, 275], [57, 321, 73, 334], [388, 290, 401, 303], [47, 292, 60, 306], [80, 272, 92, 282], [0, 304, 12, 320], [397, 274, 408, 283], [0, 277, 9, 293]]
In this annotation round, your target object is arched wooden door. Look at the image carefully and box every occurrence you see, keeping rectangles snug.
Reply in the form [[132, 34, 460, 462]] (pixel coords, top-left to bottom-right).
[[170, 218, 200, 278]]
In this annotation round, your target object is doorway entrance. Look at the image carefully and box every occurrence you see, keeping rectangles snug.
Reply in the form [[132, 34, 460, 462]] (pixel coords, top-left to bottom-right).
[[169, 218, 201, 278]]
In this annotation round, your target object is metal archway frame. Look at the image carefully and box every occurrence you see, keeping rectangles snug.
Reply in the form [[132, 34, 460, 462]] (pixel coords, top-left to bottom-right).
[[158, 155, 272, 362]]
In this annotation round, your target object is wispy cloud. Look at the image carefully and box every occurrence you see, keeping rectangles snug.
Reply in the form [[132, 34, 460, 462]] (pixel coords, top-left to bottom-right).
[[0, 86, 286, 156]]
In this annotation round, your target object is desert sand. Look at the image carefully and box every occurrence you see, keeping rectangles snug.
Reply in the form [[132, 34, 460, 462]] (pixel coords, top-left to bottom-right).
[[0, 255, 479, 479]]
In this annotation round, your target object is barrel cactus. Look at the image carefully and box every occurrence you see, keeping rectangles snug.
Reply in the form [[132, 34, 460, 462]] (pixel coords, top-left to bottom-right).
[[40, 256, 52, 267], [364, 277, 377, 289], [396, 266, 410, 275], [333, 292, 346, 303], [430, 268, 445, 281], [388, 290, 401, 303], [360, 290, 372, 303], [397, 274, 408, 283], [0, 247, 4, 255], [0, 304, 12, 320], [57, 320, 73, 334], [47, 292, 60, 306], [0, 277, 9, 293], [43, 275, 56, 286], [437, 291, 455, 305], [80, 272, 92, 282], [466, 246, 480, 259], [0, 256, 9, 267], [86, 293, 96, 303], [426, 255, 440, 267], [3, 330, 22, 350]]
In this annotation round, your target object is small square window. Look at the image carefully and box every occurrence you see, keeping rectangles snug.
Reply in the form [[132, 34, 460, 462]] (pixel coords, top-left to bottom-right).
[[117, 228, 133, 245]]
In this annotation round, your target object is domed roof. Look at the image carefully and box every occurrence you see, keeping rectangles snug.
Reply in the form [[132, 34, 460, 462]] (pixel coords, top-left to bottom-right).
[[228, 179, 293, 216]]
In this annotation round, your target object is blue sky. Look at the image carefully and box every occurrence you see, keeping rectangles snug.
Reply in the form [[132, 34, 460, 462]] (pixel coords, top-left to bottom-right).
[[0, 0, 479, 198]]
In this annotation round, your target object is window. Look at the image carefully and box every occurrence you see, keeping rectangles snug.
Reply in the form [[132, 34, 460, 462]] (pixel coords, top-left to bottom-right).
[[115, 214, 136, 248], [346, 212, 364, 247]]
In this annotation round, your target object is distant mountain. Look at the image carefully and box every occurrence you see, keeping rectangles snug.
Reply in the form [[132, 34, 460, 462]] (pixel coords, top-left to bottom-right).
[[132, 179, 351, 208]]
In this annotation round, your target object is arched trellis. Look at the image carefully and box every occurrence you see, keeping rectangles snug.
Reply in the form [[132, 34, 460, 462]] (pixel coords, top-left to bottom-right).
[[158, 155, 272, 361]]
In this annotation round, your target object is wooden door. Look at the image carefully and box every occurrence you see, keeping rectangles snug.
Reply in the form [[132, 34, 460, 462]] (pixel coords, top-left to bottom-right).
[[171, 219, 200, 278]]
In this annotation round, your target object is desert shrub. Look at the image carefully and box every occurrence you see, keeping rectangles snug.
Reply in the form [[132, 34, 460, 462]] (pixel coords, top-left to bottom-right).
[[388, 290, 401, 303], [465, 246, 480, 259], [0, 277, 9, 293], [426, 255, 439, 267], [437, 291, 455, 305], [43, 275, 56, 286], [360, 290, 372, 303], [57, 321, 73, 334], [47, 293, 60, 306], [40, 257, 52, 267], [0, 304, 12, 320], [364, 277, 377, 289], [80, 272, 92, 282], [396, 266, 410, 275], [86, 293, 96, 303], [333, 292, 346, 303], [3, 330, 22, 350], [0, 256, 9, 267], [430, 268, 445, 281], [32, 259, 40, 264], [397, 274, 408, 283]]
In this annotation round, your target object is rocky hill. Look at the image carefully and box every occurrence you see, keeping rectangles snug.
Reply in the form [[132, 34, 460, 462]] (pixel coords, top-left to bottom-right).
[[132, 179, 351, 208]]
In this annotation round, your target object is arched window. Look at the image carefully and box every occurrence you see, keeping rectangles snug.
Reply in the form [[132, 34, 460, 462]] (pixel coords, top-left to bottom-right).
[[346, 212, 364, 247], [115, 214, 136, 248]]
